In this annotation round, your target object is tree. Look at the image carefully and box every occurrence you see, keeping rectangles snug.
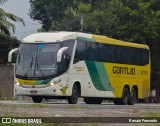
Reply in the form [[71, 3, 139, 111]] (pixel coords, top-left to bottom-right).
[[0, 0, 24, 63], [0, 0, 25, 38], [29, 0, 160, 77], [29, 0, 76, 31]]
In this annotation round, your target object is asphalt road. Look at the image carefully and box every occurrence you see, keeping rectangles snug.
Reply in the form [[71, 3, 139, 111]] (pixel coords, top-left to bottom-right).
[[0, 100, 160, 109], [0, 100, 160, 125]]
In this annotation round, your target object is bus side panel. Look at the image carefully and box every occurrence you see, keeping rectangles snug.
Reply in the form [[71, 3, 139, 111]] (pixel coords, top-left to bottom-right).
[[104, 63, 150, 99]]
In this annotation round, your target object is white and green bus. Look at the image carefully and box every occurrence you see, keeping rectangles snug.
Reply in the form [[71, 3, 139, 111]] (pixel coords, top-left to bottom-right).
[[8, 32, 150, 105]]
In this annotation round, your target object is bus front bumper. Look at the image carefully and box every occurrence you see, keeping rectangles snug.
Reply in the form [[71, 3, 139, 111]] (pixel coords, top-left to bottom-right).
[[14, 84, 63, 96]]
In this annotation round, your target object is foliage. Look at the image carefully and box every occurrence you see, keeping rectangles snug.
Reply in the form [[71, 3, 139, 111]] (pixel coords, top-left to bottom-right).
[[29, 0, 160, 76], [0, 37, 20, 64], [0, 0, 25, 38], [0, 0, 24, 64]]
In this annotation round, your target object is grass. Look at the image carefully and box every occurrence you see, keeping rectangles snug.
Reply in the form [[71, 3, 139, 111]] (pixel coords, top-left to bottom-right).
[[126, 109, 143, 115], [0, 111, 33, 117], [68, 105, 88, 109], [0, 97, 16, 100], [0, 104, 48, 109], [132, 109, 139, 114], [146, 112, 160, 117], [30, 104, 47, 108]]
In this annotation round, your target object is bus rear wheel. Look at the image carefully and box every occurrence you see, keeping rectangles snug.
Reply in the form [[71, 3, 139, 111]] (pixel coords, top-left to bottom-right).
[[128, 88, 137, 105], [32, 96, 43, 103], [121, 87, 130, 105], [68, 85, 80, 104], [84, 97, 103, 104], [114, 87, 129, 105]]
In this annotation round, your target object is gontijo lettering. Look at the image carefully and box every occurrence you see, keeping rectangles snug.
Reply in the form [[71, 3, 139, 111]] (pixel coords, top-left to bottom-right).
[[113, 66, 135, 75]]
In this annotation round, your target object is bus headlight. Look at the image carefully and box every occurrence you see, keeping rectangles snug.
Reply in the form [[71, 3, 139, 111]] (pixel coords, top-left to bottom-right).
[[16, 82, 20, 86], [50, 77, 61, 86], [50, 82, 54, 86]]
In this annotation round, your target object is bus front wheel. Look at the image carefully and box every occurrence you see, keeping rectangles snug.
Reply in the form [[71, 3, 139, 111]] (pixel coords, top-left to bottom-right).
[[68, 85, 79, 104], [32, 96, 43, 103]]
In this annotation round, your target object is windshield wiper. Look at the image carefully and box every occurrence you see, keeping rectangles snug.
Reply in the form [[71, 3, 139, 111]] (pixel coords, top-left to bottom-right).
[[33, 47, 45, 79], [34, 57, 45, 79], [24, 56, 34, 77]]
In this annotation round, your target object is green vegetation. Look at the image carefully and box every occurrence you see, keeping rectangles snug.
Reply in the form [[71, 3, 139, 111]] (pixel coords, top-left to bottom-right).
[[0, 97, 15, 100], [0, 0, 24, 63], [30, 104, 48, 108], [0, 0, 24, 38], [68, 105, 88, 109], [146, 112, 160, 117], [0, 104, 48, 109], [29, 0, 160, 78]]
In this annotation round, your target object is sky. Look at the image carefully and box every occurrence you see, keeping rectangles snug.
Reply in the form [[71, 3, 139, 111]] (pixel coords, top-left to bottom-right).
[[1, 0, 41, 40]]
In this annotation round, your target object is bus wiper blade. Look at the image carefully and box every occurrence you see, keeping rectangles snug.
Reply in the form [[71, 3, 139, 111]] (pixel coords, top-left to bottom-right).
[[24, 57, 34, 77], [34, 58, 45, 79]]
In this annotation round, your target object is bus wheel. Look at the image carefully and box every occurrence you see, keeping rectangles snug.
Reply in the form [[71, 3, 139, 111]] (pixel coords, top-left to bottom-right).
[[84, 98, 103, 104], [32, 96, 43, 103], [68, 85, 79, 104], [121, 87, 129, 105], [128, 88, 137, 105]]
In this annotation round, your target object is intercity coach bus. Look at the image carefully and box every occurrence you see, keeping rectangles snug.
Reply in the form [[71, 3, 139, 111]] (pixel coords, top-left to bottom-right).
[[8, 32, 150, 105]]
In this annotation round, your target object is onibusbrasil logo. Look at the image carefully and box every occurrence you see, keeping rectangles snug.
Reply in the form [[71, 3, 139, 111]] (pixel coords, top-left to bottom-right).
[[1, 118, 42, 124]]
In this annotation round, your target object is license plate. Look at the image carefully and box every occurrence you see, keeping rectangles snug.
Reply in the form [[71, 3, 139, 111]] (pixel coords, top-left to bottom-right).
[[30, 90, 37, 94]]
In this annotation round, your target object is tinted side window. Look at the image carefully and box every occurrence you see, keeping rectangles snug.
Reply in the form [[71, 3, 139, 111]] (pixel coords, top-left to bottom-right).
[[62, 40, 74, 56], [74, 41, 87, 61], [112, 45, 121, 63], [142, 49, 149, 65], [75, 40, 149, 65], [87, 42, 99, 61], [132, 48, 138, 65], [99, 43, 112, 62]]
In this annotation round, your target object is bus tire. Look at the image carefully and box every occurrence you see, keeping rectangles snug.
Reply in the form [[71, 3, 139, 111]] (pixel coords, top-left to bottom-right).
[[121, 87, 129, 105], [84, 98, 103, 104], [128, 88, 137, 105], [32, 96, 43, 103], [68, 85, 79, 104]]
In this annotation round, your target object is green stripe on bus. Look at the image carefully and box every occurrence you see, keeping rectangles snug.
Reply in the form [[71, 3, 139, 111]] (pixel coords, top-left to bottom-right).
[[77, 37, 96, 42], [42, 79, 52, 84], [85, 61, 105, 91], [34, 79, 51, 84], [95, 62, 114, 91]]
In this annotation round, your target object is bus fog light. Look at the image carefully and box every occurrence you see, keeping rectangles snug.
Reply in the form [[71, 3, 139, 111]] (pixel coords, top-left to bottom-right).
[[50, 82, 54, 86]]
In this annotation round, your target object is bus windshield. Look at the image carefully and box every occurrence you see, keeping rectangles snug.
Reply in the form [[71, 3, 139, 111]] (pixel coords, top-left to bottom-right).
[[16, 40, 74, 80], [16, 43, 62, 79]]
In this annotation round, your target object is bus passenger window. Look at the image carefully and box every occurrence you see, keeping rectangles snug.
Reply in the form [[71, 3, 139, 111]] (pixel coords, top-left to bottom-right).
[[87, 42, 99, 61], [99, 44, 111, 62], [74, 41, 87, 63]]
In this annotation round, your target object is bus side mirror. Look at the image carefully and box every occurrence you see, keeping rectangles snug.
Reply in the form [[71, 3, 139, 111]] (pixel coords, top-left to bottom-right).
[[57, 47, 68, 63], [8, 48, 19, 63]]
